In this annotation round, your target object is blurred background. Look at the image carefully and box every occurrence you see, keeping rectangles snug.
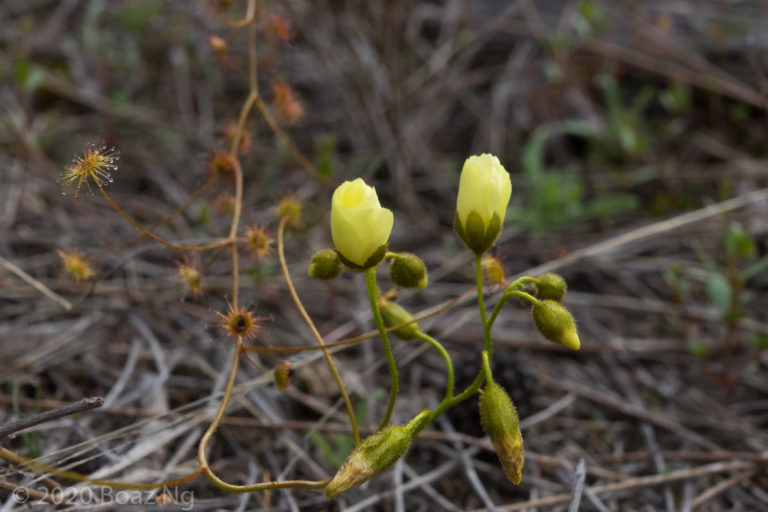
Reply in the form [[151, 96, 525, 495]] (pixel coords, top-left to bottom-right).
[[1, 0, 768, 510]]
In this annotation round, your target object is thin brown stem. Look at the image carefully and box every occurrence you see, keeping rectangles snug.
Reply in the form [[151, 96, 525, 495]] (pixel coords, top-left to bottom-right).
[[277, 218, 360, 446], [0, 447, 202, 490], [0, 397, 103, 440], [253, 96, 330, 185], [203, 0, 256, 28], [94, 176, 218, 261], [98, 183, 231, 252]]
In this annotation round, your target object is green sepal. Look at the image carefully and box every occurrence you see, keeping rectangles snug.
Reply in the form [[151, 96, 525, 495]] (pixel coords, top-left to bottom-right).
[[455, 212, 501, 255], [336, 244, 388, 272]]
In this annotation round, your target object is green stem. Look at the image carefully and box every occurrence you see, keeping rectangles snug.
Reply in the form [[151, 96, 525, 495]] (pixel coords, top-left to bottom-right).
[[412, 258, 494, 435], [481, 350, 493, 383], [487, 288, 540, 333], [364, 267, 399, 430], [414, 330, 454, 401]]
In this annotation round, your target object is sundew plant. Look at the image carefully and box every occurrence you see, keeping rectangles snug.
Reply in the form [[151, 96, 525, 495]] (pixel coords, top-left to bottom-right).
[[1, 0, 582, 504]]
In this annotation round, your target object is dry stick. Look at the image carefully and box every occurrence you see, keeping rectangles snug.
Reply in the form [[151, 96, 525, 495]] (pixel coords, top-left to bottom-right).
[[0, 254, 72, 310], [0, 446, 203, 491], [690, 468, 760, 509], [97, 183, 232, 253], [0, 397, 104, 440], [196, 337, 328, 493], [468, 460, 760, 512], [513, 187, 768, 279], [203, 0, 256, 28], [252, 95, 330, 185], [93, 175, 218, 262], [276, 219, 361, 447]]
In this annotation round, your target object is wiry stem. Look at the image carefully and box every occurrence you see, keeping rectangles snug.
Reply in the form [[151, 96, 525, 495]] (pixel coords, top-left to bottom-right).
[[277, 219, 360, 446], [98, 183, 231, 252], [364, 267, 399, 431]]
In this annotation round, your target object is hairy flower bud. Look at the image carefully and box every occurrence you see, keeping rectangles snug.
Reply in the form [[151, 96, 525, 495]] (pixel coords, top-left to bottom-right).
[[379, 297, 420, 340], [454, 154, 512, 255], [308, 249, 342, 280], [325, 424, 412, 498], [535, 273, 567, 301], [331, 178, 393, 270], [532, 300, 580, 350], [389, 252, 428, 289], [479, 380, 524, 485]]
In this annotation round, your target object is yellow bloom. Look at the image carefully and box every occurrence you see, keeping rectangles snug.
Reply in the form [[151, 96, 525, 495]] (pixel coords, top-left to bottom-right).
[[331, 178, 393, 270], [455, 154, 511, 255]]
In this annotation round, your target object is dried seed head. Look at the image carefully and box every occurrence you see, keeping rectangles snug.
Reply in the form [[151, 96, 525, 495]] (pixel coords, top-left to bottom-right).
[[208, 35, 228, 60], [273, 81, 304, 125], [222, 123, 252, 155], [245, 225, 273, 260], [277, 196, 302, 228], [208, 151, 238, 179], [58, 249, 95, 282], [177, 260, 203, 296], [264, 13, 292, 44], [273, 360, 292, 392], [60, 141, 119, 196], [482, 255, 506, 287], [217, 304, 264, 340], [212, 194, 236, 214]]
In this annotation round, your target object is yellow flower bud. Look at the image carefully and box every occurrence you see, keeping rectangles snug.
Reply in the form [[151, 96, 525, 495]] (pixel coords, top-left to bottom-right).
[[455, 154, 512, 255], [536, 273, 567, 301], [389, 252, 428, 289], [532, 300, 580, 350], [479, 380, 524, 485], [379, 297, 420, 340], [325, 424, 411, 498], [331, 178, 393, 270]]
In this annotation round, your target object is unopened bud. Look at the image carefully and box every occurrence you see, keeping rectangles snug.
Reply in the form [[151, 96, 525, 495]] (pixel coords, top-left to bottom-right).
[[379, 298, 420, 340], [389, 252, 428, 289], [325, 424, 412, 498], [479, 380, 524, 485], [308, 249, 342, 280], [273, 360, 292, 391], [532, 300, 580, 350], [535, 273, 567, 301]]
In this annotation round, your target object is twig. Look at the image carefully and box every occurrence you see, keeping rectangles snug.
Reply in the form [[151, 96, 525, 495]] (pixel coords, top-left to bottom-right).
[[0, 397, 103, 440], [0, 254, 72, 310], [468, 460, 760, 512]]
